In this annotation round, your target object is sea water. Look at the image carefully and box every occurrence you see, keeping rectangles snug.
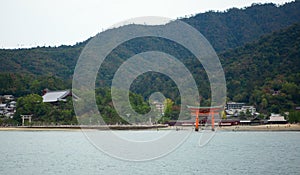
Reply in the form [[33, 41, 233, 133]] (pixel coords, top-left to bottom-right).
[[0, 131, 299, 175]]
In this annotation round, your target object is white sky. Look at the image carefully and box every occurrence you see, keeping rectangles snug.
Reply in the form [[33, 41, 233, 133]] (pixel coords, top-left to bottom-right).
[[0, 0, 293, 49]]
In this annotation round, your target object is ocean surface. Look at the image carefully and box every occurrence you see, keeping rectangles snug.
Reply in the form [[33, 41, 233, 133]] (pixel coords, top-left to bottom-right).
[[0, 130, 299, 175]]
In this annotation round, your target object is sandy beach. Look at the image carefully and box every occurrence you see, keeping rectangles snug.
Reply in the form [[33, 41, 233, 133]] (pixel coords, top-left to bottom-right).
[[0, 127, 83, 131], [218, 124, 300, 131]]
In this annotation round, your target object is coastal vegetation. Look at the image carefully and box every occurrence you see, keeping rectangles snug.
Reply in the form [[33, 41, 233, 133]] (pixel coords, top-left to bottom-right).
[[1, 88, 152, 126]]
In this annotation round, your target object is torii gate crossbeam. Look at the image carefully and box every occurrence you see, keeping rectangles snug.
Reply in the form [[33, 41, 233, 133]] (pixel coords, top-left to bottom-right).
[[187, 105, 223, 131]]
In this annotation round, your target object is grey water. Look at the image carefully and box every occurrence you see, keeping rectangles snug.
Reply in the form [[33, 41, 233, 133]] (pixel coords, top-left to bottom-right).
[[0, 131, 299, 175]]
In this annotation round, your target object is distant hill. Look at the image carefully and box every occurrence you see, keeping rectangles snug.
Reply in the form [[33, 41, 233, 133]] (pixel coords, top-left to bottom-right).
[[0, 1, 299, 80], [118, 22, 300, 112], [183, 1, 300, 52], [0, 44, 83, 79], [220, 23, 300, 113], [0, 1, 299, 114]]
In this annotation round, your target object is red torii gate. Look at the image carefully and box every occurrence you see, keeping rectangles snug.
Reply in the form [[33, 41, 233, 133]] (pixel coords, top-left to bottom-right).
[[187, 105, 224, 131]]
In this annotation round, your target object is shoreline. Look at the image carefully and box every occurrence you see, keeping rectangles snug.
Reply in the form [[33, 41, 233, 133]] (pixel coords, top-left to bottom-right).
[[0, 124, 300, 131], [0, 124, 169, 131], [218, 124, 300, 131]]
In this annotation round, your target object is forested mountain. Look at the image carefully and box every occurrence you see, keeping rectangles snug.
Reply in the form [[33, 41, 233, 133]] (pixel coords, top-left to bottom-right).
[[106, 22, 300, 113], [0, 1, 299, 79], [0, 1, 299, 114], [220, 23, 300, 113], [0, 44, 83, 78], [183, 1, 300, 52]]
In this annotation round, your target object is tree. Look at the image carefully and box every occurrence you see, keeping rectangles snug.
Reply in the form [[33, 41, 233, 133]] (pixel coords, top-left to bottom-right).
[[222, 111, 227, 119], [164, 99, 174, 117], [288, 111, 300, 123], [15, 94, 50, 124], [261, 98, 268, 110], [245, 109, 251, 117], [158, 98, 174, 123], [282, 82, 299, 99]]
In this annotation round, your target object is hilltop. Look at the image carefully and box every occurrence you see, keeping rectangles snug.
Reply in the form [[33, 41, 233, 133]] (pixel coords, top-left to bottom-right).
[[0, 1, 299, 115], [0, 1, 299, 80]]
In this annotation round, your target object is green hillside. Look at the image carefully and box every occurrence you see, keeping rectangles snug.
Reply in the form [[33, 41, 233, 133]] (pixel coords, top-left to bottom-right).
[[0, 1, 299, 79], [183, 1, 300, 52], [0, 1, 299, 115], [221, 23, 300, 113]]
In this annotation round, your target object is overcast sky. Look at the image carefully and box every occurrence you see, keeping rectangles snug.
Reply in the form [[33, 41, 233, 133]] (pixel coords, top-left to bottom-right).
[[0, 0, 293, 49]]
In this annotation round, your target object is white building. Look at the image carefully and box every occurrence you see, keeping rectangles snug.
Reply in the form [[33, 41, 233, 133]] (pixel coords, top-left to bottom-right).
[[152, 101, 164, 116], [0, 95, 16, 118], [268, 114, 287, 124], [225, 102, 258, 116], [3, 95, 14, 101], [226, 102, 245, 110]]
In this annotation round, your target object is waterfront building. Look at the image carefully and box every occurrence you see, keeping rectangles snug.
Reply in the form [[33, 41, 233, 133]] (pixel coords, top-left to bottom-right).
[[240, 120, 251, 125], [219, 119, 240, 126], [268, 113, 287, 124]]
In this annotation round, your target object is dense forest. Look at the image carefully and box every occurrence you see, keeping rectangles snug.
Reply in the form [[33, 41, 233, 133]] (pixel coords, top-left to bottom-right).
[[182, 1, 300, 52], [0, 1, 299, 79], [0, 1, 300, 124], [221, 23, 300, 113]]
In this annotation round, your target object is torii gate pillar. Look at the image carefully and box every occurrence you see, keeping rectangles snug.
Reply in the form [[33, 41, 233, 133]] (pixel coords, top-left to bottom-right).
[[187, 106, 223, 132], [21, 115, 32, 126]]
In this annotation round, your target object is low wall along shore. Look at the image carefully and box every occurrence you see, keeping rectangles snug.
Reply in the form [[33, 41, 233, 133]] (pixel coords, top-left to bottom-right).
[[0, 124, 169, 131]]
